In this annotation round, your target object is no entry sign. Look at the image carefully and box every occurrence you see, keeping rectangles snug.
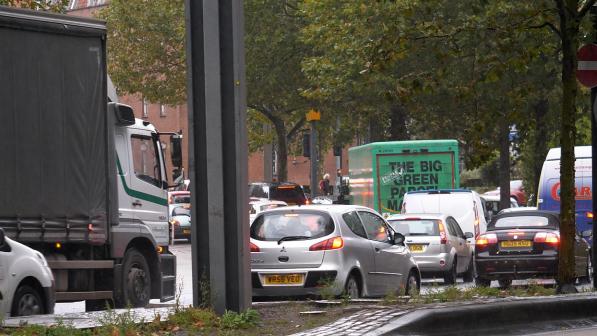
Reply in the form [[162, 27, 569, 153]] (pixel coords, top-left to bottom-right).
[[577, 44, 597, 88]]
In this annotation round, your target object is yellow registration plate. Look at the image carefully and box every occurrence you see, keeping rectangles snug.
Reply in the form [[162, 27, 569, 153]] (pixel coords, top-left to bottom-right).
[[408, 244, 425, 252], [500, 240, 532, 248], [183, 229, 191, 234], [264, 274, 304, 285]]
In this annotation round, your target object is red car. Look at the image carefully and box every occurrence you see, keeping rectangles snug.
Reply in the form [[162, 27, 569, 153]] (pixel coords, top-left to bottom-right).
[[168, 191, 191, 205], [484, 180, 526, 206]]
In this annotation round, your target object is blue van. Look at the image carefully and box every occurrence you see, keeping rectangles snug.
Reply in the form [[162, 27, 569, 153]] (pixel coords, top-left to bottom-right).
[[537, 146, 592, 244]]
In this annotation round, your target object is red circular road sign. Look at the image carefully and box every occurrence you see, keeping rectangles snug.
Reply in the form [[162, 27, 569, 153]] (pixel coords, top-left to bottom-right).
[[577, 44, 597, 88]]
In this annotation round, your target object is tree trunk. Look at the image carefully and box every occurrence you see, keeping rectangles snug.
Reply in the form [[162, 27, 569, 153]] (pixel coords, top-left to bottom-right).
[[556, 3, 579, 289], [368, 113, 385, 142], [498, 121, 511, 210], [272, 118, 288, 182], [389, 104, 409, 140]]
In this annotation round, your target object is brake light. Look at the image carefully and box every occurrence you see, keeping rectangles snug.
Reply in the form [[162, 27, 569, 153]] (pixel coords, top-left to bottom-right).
[[587, 212, 594, 219], [438, 221, 447, 244], [476, 233, 497, 246], [169, 219, 180, 227], [250, 242, 260, 252], [309, 236, 344, 251], [534, 232, 560, 245]]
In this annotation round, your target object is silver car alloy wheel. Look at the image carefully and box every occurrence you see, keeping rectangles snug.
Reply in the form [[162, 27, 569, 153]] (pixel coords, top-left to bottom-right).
[[17, 293, 42, 316], [345, 276, 359, 299], [407, 273, 419, 296]]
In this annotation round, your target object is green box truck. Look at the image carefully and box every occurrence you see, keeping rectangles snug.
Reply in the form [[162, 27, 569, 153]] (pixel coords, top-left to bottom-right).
[[348, 140, 460, 216]]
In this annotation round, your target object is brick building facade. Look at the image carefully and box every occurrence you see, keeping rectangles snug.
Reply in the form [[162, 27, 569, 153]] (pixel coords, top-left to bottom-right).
[[67, 0, 348, 188]]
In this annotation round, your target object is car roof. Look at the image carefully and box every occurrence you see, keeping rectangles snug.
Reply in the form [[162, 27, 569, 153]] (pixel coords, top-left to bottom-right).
[[492, 209, 559, 220], [250, 181, 302, 187], [249, 200, 287, 206], [497, 206, 537, 214], [481, 195, 516, 201], [387, 213, 446, 220], [406, 189, 473, 195], [169, 191, 190, 195], [489, 210, 559, 228], [261, 204, 375, 215]]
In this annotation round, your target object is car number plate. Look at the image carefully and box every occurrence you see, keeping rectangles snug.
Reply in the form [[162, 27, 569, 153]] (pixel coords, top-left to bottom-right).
[[408, 244, 425, 252], [264, 274, 304, 285], [183, 229, 191, 234], [500, 240, 532, 248]]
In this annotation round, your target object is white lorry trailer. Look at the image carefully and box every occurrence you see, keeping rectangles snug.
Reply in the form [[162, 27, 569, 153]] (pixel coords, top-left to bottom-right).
[[0, 7, 177, 310]]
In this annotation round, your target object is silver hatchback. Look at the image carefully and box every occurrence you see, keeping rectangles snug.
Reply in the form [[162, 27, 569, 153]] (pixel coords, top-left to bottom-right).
[[250, 205, 420, 298], [387, 214, 474, 284]]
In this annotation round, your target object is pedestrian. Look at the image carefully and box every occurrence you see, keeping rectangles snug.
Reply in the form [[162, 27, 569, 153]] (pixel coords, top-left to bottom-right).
[[319, 173, 330, 195]]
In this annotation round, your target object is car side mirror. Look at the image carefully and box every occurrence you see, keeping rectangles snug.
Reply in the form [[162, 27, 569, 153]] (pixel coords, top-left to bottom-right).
[[0, 228, 5, 246], [464, 232, 474, 239], [582, 230, 592, 238], [393, 232, 405, 245]]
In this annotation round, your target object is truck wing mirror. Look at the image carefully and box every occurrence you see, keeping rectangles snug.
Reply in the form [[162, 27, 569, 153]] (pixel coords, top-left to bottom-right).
[[109, 102, 135, 126], [170, 134, 183, 169]]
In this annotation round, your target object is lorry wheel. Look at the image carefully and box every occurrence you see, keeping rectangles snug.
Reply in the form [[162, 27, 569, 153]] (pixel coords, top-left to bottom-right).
[[11, 285, 44, 316], [85, 299, 113, 312], [117, 248, 151, 308], [498, 279, 512, 289], [475, 277, 491, 287]]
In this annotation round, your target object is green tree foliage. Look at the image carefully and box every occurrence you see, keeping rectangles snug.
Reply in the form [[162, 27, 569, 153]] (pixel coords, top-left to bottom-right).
[[0, 0, 68, 11], [299, 1, 559, 173], [245, 0, 313, 181], [101, 0, 310, 181], [99, 0, 186, 106]]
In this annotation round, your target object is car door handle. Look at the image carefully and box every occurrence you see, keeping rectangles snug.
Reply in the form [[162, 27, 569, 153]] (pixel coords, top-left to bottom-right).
[[132, 200, 142, 207], [375, 247, 381, 252]]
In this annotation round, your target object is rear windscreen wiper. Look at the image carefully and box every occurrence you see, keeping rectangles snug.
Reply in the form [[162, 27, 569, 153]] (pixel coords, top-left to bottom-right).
[[277, 236, 310, 245]]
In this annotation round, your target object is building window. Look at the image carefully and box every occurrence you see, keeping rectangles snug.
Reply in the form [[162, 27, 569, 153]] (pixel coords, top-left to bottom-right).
[[142, 98, 149, 118], [160, 104, 167, 117]]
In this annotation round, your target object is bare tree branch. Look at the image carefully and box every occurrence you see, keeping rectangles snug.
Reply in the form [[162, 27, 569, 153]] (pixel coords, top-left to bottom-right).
[[286, 118, 306, 141], [528, 21, 562, 38]]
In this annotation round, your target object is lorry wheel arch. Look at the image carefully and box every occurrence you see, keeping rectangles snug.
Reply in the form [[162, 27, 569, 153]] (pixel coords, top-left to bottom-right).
[[119, 238, 160, 305]]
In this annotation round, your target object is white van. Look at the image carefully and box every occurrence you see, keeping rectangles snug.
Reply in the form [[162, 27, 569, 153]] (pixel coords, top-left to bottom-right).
[[0, 229, 55, 317], [402, 190, 487, 242]]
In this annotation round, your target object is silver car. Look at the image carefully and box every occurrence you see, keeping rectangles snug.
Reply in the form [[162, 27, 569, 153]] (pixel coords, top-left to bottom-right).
[[387, 214, 474, 284], [250, 205, 420, 298], [170, 205, 191, 241]]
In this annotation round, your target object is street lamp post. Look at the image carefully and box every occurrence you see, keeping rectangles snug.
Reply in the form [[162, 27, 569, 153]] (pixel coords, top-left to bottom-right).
[[307, 109, 320, 197]]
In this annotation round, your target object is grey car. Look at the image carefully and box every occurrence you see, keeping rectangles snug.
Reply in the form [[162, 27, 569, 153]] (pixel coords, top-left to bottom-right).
[[250, 205, 420, 298], [387, 214, 474, 284]]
